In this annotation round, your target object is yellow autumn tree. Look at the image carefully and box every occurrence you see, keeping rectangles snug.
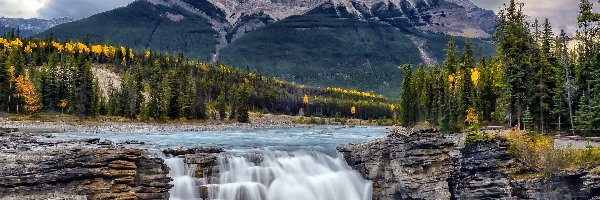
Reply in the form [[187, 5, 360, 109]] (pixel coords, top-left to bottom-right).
[[91, 45, 103, 56], [65, 42, 75, 53], [129, 48, 134, 60], [120, 46, 128, 63], [52, 41, 64, 52], [351, 106, 356, 115], [303, 94, 309, 104], [14, 71, 41, 113], [59, 99, 68, 114], [10, 38, 23, 48], [465, 106, 478, 124], [38, 41, 47, 48], [470, 68, 480, 87], [24, 45, 33, 54]]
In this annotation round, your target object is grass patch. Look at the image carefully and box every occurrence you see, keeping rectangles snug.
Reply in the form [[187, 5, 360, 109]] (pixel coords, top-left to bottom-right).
[[505, 128, 600, 175]]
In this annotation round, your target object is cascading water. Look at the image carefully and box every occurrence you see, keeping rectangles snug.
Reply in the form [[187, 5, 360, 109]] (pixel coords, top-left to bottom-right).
[[158, 153, 198, 200], [62, 126, 388, 200], [207, 150, 372, 200]]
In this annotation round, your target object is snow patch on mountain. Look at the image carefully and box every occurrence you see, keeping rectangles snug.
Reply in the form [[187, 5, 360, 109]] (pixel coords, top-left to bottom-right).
[[0, 17, 75, 34]]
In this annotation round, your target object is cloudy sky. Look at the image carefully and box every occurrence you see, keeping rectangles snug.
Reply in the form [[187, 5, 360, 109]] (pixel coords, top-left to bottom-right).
[[0, 0, 134, 19], [471, 0, 597, 35], [0, 0, 596, 34]]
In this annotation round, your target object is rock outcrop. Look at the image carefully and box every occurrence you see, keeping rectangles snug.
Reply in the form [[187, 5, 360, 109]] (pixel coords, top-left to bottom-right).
[[455, 141, 600, 200], [338, 129, 458, 200], [340, 128, 600, 200], [0, 132, 171, 199], [450, 140, 514, 199]]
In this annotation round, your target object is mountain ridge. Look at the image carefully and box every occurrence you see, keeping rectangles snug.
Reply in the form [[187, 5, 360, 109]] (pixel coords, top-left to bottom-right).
[[40, 0, 496, 96], [0, 17, 75, 36]]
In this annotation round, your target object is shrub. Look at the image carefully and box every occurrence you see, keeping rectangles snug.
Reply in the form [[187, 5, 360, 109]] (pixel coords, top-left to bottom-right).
[[506, 128, 600, 174]]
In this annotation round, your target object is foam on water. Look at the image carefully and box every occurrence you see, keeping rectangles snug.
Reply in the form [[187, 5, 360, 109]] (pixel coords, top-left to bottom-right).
[[207, 150, 372, 200], [165, 157, 198, 200]]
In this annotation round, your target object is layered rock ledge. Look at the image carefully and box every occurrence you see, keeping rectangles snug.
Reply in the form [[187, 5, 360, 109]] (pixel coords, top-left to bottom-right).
[[0, 131, 172, 200], [339, 128, 600, 200]]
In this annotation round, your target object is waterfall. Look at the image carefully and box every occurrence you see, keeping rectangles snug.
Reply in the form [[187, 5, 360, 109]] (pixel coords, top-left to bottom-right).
[[160, 153, 198, 200], [208, 150, 372, 200]]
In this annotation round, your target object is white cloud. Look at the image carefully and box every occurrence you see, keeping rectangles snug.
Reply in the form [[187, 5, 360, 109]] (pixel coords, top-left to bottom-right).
[[0, 0, 134, 19], [472, 0, 599, 35], [0, 0, 49, 18], [37, 0, 134, 19]]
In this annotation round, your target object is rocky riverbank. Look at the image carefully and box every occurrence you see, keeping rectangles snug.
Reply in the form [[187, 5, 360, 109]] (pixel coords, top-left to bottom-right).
[[0, 113, 383, 134], [0, 129, 173, 199], [0, 114, 306, 134], [2, 124, 599, 200], [339, 128, 600, 200]]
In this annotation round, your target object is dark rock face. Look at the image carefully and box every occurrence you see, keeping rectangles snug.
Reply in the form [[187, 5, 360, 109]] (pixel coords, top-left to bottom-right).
[[456, 142, 600, 200], [340, 129, 600, 200], [338, 130, 458, 200], [511, 173, 592, 199], [450, 140, 514, 199], [164, 146, 224, 156], [0, 133, 171, 199]]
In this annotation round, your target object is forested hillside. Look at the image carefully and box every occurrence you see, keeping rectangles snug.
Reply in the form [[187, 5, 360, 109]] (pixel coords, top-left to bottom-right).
[[0, 30, 396, 122], [398, 0, 600, 137], [41, 0, 496, 97]]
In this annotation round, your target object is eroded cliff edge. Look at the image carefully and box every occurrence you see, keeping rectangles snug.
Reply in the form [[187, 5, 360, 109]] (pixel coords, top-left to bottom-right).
[[0, 131, 172, 200], [338, 129, 600, 200]]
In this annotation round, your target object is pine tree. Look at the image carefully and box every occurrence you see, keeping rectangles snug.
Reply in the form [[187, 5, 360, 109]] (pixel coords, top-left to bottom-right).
[[400, 64, 416, 126], [193, 77, 207, 120], [456, 41, 475, 130], [496, 0, 534, 126], [551, 30, 571, 131], [130, 62, 144, 118], [0, 49, 9, 112], [522, 107, 534, 131], [412, 64, 427, 121], [167, 70, 181, 119], [217, 91, 227, 120], [74, 54, 96, 117], [148, 63, 165, 120], [236, 83, 250, 123], [444, 37, 459, 74], [588, 40, 600, 133], [531, 18, 555, 132], [575, 94, 594, 135]]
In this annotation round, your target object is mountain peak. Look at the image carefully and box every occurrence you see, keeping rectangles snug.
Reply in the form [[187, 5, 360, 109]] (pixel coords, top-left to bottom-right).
[[141, 0, 494, 38], [0, 17, 76, 36]]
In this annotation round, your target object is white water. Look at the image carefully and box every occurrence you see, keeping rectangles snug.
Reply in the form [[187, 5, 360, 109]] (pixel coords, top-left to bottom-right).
[[164, 156, 198, 200], [208, 151, 372, 200], [55, 126, 387, 200]]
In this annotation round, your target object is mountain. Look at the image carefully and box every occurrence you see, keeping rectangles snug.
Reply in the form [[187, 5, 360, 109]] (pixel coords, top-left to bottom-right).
[[41, 0, 496, 97], [0, 17, 75, 37]]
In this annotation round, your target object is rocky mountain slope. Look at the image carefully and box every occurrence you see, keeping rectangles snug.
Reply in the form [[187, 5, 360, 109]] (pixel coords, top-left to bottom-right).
[[41, 0, 496, 96]]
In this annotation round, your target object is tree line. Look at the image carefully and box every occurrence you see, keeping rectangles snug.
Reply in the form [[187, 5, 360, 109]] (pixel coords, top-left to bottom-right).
[[399, 0, 600, 136], [0, 31, 396, 122]]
